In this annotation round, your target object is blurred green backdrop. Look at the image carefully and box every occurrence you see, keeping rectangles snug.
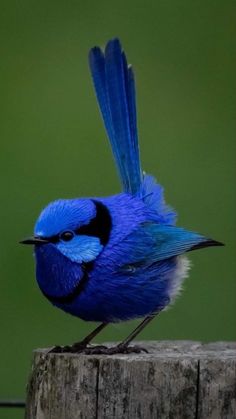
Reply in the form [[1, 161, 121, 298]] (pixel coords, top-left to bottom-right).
[[0, 0, 235, 417]]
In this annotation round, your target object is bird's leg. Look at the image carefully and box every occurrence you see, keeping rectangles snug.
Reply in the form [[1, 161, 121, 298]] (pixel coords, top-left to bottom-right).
[[71, 322, 108, 351], [117, 315, 155, 349], [49, 322, 108, 353], [83, 314, 159, 355], [50, 313, 160, 355]]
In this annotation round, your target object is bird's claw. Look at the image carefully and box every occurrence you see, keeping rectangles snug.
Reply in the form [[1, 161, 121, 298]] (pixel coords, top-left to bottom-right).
[[48, 343, 148, 355], [48, 342, 88, 354], [81, 344, 148, 355], [114, 344, 148, 354]]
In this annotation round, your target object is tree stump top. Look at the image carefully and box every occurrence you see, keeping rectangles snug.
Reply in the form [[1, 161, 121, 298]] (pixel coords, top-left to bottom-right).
[[26, 341, 236, 419]]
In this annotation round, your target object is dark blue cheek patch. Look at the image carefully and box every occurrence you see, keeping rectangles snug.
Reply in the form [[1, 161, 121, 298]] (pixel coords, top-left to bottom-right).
[[57, 235, 103, 263]]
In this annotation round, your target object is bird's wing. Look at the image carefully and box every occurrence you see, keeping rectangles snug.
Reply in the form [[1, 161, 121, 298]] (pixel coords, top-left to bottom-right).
[[89, 38, 142, 195], [117, 223, 221, 270]]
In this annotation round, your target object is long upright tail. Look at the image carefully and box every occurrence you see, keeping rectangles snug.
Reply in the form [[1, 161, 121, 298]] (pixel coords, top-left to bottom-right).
[[89, 38, 142, 195]]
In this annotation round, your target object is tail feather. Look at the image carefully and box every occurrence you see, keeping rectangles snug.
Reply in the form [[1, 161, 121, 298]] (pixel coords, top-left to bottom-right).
[[89, 38, 142, 195], [88, 47, 114, 146]]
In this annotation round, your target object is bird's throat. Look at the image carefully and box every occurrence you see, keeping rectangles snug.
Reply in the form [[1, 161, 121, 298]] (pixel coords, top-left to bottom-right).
[[35, 244, 93, 304]]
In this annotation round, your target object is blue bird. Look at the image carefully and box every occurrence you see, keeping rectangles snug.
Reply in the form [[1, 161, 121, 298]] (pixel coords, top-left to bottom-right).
[[21, 39, 223, 354]]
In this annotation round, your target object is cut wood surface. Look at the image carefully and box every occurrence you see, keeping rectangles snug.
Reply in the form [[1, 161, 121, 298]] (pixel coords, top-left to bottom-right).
[[25, 341, 236, 419]]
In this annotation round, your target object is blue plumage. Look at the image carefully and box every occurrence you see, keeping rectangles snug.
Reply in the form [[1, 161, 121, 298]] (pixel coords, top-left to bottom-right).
[[89, 39, 142, 195], [21, 39, 223, 353]]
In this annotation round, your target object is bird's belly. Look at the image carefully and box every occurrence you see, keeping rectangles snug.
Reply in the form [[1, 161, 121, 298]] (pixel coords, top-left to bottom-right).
[[52, 256, 190, 322]]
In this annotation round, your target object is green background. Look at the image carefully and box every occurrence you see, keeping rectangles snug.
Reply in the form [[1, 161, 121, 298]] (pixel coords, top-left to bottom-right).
[[0, 0, 235, 417]]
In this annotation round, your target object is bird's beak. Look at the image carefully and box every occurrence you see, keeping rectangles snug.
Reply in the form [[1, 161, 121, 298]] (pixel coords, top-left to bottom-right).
[[19, 237, 49, 245]]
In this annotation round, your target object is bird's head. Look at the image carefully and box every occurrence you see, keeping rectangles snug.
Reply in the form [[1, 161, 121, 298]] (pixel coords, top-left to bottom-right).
[[21, 198, 111, 264], [20, 198, 111, 299]]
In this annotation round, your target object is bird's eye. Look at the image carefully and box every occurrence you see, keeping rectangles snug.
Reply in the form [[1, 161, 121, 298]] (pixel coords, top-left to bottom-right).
[[59, 231, 74, 242]]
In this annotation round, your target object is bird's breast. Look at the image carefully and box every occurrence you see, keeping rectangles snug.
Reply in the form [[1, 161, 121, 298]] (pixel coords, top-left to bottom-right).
[[34, 244, 85, 301]]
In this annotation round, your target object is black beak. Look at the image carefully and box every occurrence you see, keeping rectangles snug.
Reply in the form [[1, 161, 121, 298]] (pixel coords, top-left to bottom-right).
[[19, 237, 49, 245]]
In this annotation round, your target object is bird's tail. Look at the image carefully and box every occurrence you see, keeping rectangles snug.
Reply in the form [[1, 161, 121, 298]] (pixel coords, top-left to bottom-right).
[[89, 38, 176, 225], [89, 38, 142, 195]]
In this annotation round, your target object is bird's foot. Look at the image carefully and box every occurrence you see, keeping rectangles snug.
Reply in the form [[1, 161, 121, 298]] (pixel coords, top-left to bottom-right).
[[48, 343, 148, 355], [82, 344, 148, 355], [48, 341, 88, 354]]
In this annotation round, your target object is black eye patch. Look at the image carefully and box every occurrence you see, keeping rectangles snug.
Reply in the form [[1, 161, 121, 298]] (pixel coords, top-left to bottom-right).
[[76, 200, 112, 245]]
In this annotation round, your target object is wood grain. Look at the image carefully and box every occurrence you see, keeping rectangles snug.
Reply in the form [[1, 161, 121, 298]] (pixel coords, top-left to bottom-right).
[[25, 341, 236, 419]]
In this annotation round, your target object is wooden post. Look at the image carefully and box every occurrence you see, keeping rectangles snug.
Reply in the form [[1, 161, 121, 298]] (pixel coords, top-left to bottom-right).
[[25, 341, 236, 419]]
